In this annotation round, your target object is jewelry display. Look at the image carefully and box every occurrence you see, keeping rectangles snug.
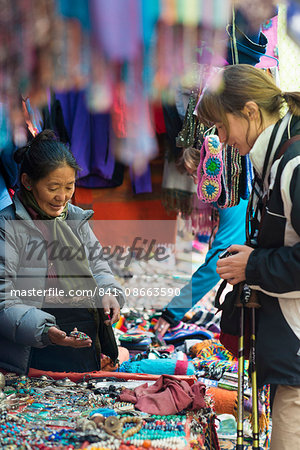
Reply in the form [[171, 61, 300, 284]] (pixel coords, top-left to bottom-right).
[[0, 373, 217, 449]]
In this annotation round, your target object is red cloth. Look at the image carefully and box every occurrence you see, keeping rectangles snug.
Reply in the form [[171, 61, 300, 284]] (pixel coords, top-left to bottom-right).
[[151, 102, 166, 134], [27, 368, 196, 384], [220, 330, 250, 360], [175, 360, 188, 375], [118, 374, 206, 415]]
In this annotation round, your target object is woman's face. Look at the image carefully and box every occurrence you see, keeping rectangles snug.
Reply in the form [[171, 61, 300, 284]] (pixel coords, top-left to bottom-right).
[[29, 165, 76, 217], [216, 112, 259, 156], [186, 167, 198, 184]]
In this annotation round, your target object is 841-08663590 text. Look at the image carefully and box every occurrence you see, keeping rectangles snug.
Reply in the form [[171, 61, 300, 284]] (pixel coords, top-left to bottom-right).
[[98, 287, 180, 298]]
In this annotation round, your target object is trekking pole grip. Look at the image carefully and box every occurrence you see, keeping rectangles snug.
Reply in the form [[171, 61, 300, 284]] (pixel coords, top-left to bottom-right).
[[236, 284, 260, 309], [246, 289, 260, 309]]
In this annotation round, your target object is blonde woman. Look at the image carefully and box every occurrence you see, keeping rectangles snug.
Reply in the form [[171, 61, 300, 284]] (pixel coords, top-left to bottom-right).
[[198, 64, 300, 450]]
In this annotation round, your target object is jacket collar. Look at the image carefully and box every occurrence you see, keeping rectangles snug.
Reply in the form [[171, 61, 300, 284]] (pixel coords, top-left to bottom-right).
[[249, 113, 291, 180]]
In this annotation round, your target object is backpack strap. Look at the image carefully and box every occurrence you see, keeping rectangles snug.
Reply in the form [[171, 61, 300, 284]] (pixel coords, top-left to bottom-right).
[[257, 134, 300, 241], [214, 279, 228, 310], [273, 134, 300, 162]]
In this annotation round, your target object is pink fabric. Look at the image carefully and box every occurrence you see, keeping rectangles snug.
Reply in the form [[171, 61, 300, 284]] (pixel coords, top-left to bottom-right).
[[175, 360, 189, 375], [118, 374, 206, 415], [256, 16, 278, 69]]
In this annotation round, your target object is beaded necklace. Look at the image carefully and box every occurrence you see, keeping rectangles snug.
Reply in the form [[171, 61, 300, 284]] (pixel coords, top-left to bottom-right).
[[0, 374, 219, 450]]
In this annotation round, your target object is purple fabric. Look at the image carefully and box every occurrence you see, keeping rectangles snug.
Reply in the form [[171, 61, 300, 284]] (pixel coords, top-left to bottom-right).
[[56, 90, 117, 188], [118, 375, 206, 415], [90, 0, 142, 61], [56, 90, 152, 191], [129, 167, 152, 194]]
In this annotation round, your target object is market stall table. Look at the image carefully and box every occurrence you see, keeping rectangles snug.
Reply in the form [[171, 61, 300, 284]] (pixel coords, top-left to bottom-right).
[[0, 372, 220, 450]]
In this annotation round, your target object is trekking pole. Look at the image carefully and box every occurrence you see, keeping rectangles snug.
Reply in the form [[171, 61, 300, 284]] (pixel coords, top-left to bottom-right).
[[246, 288, 261, 450], [236, 284, 246, 450]]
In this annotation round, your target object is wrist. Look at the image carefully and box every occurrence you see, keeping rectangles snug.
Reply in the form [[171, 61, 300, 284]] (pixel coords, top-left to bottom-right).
[[41, 325, 52, 345], [42, 325, 59, 345], [161, 309, 180, 328]]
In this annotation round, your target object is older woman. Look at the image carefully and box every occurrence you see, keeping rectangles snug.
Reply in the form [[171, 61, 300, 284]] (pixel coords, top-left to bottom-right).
[[0, 129, 125, 374]]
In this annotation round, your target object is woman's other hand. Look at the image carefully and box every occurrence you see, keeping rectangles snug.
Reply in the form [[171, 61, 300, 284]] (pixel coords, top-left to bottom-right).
[[102, 294, 120, 325], [153, 317, 170, 337], [48, 326, 92, 348], [216, 244, 254, 285]]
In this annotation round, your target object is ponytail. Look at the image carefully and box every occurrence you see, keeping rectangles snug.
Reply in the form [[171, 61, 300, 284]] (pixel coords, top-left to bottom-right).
[[281, 92, 300, 116]]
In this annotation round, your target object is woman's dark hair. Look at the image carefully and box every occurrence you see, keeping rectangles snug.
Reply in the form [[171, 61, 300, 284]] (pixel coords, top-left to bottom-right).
[[14, 129, 80, 185]]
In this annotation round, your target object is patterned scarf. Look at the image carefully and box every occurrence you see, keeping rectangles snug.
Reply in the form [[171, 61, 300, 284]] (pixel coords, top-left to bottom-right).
[[21, 189, 98, 306]]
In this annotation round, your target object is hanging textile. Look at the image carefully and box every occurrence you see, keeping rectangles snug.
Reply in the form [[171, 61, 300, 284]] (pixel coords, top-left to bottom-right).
[[226, 8, 268, 66], [22, 98, 43, 137], [161, 100, 197, 217], [55, 0, 91, 31], [55, 90, 123, 188], [41, 91, 70, 143], [0, 104, 18, 209], [111, 69, 158, 176], [277, 5, 300, 91], [256, 15, 278, 69], [55, 90, 153, 192], [90, 0, 141, 62]]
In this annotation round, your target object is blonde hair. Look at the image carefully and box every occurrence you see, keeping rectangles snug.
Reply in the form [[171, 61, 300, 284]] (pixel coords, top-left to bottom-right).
[[177, 147, 200, 174], [197, 64, 300, 142]]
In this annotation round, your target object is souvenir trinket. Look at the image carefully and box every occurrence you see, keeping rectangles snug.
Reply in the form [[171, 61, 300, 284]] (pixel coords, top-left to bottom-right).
[[69, 330, 91, 340], [0, 373, 5, 390]]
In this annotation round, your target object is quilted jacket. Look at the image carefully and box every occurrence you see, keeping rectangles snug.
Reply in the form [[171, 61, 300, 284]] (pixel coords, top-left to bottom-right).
[[0, 195, 125, 374]]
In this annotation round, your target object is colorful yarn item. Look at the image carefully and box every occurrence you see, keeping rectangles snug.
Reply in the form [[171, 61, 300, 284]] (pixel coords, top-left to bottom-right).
[[190, 340, 249, 376], [260, 384, 271, 448], [197, 135, 223, 203], [119, 359, 195, 376], [113, 316, 127, 332], [218, 145, 243, 208]]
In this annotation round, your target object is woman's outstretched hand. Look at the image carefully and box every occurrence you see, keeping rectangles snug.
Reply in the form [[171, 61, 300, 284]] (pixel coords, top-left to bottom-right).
[[216, 244, 254, 285], [153, 317, 170, 337], [48, 327, 92, 347], [102, 294, 121, 325]]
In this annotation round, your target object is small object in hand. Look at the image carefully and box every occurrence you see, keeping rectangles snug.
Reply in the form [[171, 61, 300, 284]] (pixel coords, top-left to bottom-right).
[[219, 249, 232, 259], [69, 330, 90, 340], [153, 331, 166, 347]]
